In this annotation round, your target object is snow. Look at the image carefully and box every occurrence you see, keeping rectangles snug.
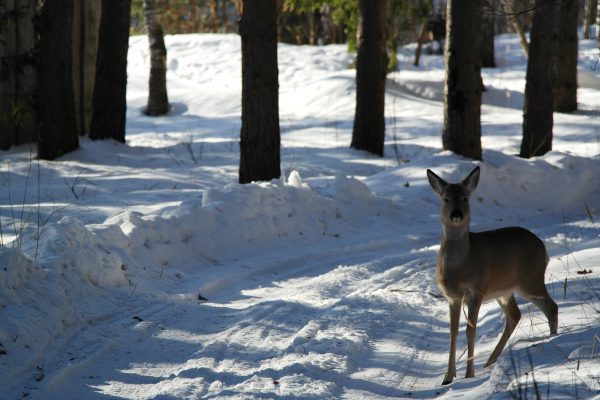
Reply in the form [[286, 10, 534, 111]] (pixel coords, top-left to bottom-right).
[[1, 30, 600, 399]]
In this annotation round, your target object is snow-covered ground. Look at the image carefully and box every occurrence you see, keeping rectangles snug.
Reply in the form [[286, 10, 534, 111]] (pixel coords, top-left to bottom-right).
[[1, 31, 600, 399]]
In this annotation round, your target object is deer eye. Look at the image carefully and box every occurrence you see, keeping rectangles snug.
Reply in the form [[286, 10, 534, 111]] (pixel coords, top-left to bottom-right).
[[444, 198, 449, 203], [462, 197, 468, 202]]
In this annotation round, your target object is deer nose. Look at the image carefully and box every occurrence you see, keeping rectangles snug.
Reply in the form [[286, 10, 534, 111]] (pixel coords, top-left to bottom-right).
[[450, 210, 463, 222]]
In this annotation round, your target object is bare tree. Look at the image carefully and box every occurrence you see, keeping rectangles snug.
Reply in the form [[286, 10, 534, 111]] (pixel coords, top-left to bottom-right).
[[351, 0, 388, 157], [520, 0, 558, 158], [239, 0, 280, 183], [144, 0, 169, 116], [553, 0, 577, 113], [442, 0, 482, 160], [36, 0, 79, 160], [89, 0, 132, 142]]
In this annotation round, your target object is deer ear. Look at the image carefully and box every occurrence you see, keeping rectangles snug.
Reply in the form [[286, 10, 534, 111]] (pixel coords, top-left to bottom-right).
[[427, 169, 448, 196], [462, 166, 480, 194]]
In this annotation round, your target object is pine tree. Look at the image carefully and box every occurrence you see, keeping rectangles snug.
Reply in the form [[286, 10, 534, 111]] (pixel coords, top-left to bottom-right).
[[72, 1, 101, 135], [36, 0, 79, 160], [442, 0, 482, 160], [0, 0, 37, 149], [520, 0, 557, 158], [144, 0, 169, 116], [90, 0, 132, 142], [583, 0, 598, 39], [351, 0, 388, 156], [553, 0, 578, 113], [481, 0, 496, 68], [239, 0, 281, 184]]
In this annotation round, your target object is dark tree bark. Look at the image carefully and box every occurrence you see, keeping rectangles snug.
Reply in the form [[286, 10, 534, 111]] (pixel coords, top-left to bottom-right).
[[583, 0, 598, 39], [144, 0, 169, 116], [89, 0, 132, 142], [0, 0, 37, 150], [351, 0, 388, 157], [553, 0, 577, 113], [72, 1, 101, 135], [481, 1, 496, 68], [520, 0, 558, 158], [239, 0, 280, 184], [442, 0, 482, 160], [36, 0, 79, 160]]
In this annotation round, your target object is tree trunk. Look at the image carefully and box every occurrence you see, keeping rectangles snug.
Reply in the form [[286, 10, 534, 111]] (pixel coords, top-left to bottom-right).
[[0, 0, 37, 150], [189, 0, 198, 32], [221, 0, 229, 31], [72, 1, 101, 135], [442, 0, 482, 161], [505, 0, 529, 57], [36, 0, 79, 160], [144, 0, 169, 116], [481, 0, 496, 68], [351, 0, 388, 157], [583, 0, 598, 39], [414, 22, 428, 67], [553, 0, 577, 113], [239, 0, 280, 184], [520, 0, 557, 158], [90, 0, 131, 143], [597, 0, 600, 46], [210, 0, 218, 33]]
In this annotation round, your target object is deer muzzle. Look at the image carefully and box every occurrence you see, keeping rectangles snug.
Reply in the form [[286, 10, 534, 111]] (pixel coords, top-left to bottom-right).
[[450, 210, 463, 222]]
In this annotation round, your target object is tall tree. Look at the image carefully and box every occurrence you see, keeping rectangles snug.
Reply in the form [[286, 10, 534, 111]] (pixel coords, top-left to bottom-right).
[[144, 0, 169, 116], [36, 0, 79, 160], [481, 0, 496, 68], [89, 0, 132, 142], [505, 0, 528, 57], [72, 1, 101, 135], [583, 0, 598, 39], [553, 0, 577, 113], [520, 0, 557, 158], [598, 1, 600, 47], [0, 0, 37, 150], [351, 0, 388, 156], [442, 0, 482, 160], [239, 0, 281, 184]]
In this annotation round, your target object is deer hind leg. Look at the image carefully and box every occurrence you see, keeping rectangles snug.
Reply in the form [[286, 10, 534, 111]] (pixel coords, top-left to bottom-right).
[[522, 285, 558, 335], [484, 294, 520, 368]]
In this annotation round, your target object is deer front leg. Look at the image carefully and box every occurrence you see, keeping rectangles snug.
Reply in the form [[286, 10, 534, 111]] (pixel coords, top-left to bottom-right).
[[443, 299, 461, 385], [465, 292, 483, 378]]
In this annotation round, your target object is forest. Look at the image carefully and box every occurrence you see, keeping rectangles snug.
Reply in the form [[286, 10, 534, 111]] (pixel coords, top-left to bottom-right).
[[0, 0, 600, 399]]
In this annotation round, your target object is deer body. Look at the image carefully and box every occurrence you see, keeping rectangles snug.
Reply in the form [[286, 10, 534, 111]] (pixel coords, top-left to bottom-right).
[[427, 166, 558, 385]]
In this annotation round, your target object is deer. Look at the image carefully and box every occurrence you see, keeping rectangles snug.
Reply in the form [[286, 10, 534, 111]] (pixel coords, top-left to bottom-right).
[[426, 165, 558, 385]]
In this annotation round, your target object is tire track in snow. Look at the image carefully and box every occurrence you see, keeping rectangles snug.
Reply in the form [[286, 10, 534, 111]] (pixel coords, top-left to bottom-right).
[[33, 228, 447, 399]]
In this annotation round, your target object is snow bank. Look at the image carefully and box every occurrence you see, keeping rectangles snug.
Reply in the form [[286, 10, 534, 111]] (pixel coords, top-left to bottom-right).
[[367, 149, 600, 229], [0, 171, 386, 390]]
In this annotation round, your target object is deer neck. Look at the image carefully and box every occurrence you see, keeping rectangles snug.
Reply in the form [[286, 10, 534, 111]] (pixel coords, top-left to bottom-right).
[[441, 223, 470, 267]]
